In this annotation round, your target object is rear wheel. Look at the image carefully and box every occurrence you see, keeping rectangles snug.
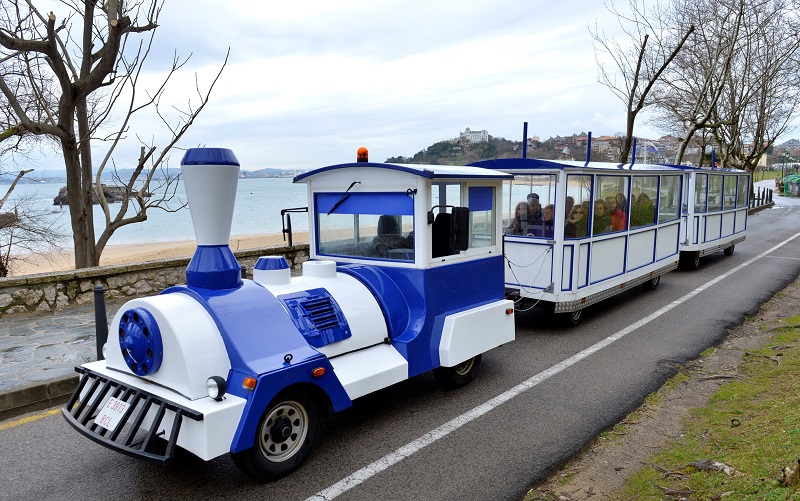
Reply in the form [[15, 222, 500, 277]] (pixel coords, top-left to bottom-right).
[[642, 275, 661, 291], [560, 308, 584, 327], [231, 392, 319, 481], [723, 245, 735, 256], [680, 251, 701, 270], [433, 355, 482, 389]]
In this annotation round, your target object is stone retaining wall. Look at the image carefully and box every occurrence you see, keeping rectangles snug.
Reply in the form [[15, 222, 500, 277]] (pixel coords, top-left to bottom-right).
[[0, 244, 309, 316]]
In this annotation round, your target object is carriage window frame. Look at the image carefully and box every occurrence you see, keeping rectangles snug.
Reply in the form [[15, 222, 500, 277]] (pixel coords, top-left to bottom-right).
[[737, 175, 749, 208], [630, 176, 658, 228], [695, 174, 708, 213], [708, 174, 723, 211], [722, 175, 737, 210], [564, 174, 592, 239], [593, 175, 629, 235], [658, 175, 682, 223]]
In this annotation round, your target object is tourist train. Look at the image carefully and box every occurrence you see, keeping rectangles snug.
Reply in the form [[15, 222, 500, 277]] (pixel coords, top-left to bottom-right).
[[62, 146, 748, 479]]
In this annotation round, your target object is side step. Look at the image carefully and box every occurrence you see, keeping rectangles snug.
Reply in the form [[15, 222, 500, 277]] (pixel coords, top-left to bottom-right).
[[329, 345, 408, 400]]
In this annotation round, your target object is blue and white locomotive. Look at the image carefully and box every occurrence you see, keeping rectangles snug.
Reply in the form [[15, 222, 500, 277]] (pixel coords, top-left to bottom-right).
[[63, 148, 515, 480]]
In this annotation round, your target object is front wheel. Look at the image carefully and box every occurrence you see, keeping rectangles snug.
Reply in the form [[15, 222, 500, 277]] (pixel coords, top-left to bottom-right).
[[723, 245, 735, 256], [231, 393, 320, 481], [433, 355, 482, 389]]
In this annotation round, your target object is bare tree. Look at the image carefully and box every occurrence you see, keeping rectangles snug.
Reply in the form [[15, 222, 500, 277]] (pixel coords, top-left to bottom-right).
[[650, 0, 800, 170], [590, 0, 694, 163], [648, 0, 743, 165], [0, 168, 66, 276], [0, 192, 66, 277], [712, 0, 800, 170], [0, 0, 228, 268]]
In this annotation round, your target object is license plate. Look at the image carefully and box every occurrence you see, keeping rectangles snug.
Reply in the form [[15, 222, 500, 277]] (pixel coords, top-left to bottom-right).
[[94, 396, 130, 431]]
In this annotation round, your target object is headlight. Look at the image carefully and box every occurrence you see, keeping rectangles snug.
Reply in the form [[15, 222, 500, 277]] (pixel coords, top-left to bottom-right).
[[206, 376, 227, 401]]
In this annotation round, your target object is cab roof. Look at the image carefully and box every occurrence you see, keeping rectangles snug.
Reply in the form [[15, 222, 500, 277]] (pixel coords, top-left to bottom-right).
[[294, 162, 513, 183]]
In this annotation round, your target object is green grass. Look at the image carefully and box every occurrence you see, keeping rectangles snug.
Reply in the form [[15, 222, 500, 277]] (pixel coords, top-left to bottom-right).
[[620, 316, 800, 500]]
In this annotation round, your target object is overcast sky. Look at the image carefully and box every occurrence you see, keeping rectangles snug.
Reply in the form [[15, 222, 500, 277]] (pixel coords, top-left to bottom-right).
[[28, 1, 683, 171]]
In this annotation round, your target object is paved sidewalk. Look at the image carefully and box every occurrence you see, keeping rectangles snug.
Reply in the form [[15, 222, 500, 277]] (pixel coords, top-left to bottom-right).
[[0, 298, 127, 421]]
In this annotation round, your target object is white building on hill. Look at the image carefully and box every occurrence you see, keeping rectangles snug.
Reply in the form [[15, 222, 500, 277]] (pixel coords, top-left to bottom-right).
[[460, 127, 489, 143]]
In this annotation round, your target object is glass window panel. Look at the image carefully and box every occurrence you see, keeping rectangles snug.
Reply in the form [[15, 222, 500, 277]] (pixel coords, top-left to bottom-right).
[[737, 175, 749, 208], [503, 174, 556, 238], [695, 174, 708, 213], [722, 175, 737, 209], [431, 182, 462, 211], [631, 176, 658, 228], [708, 175, 723, 211], [565, 175, 591, 238], [469, 186, 495, 247], [658, 175, 681, 223], [594, 175, 629, 235]]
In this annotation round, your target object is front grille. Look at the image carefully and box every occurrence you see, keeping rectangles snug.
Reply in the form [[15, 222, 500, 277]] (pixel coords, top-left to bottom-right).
[[62, 366, 203, 463]]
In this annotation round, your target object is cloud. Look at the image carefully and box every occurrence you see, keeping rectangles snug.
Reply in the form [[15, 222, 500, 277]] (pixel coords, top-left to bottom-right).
[[27, 0, 673, 171]]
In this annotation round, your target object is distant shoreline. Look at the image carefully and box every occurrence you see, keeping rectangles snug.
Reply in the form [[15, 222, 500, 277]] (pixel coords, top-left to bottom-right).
[[11, 231, 310, 276]]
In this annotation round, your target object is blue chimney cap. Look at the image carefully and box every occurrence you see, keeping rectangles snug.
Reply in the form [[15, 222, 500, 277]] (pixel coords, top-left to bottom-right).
[[181, 148, 240, 166]]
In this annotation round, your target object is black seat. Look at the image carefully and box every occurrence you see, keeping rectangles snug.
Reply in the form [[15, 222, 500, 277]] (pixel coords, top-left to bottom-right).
[[432, 212, 453, 258]]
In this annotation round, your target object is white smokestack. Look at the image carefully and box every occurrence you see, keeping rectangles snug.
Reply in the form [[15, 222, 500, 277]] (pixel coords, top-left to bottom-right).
[[180, 148, 243, 290]]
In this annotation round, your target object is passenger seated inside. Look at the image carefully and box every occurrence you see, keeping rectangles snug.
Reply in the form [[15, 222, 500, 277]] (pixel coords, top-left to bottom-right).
[[631, 193, 655, 227], [540, 204, 555, 238], [527, 193, 542, 219], [565, 205, 587, 238], [505, 201, 535, 236], [605, 195, 626, 232], [592, 200, 611, 235]]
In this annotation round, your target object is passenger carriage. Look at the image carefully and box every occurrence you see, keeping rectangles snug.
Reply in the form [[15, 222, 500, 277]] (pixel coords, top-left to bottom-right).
[[470, 158, 687, 325], [62, 149, 515, 481], [675, 166, 750, 269]]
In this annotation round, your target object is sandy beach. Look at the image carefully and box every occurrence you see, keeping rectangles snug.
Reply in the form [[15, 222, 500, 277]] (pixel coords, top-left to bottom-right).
[[11, 231, 310, 276]]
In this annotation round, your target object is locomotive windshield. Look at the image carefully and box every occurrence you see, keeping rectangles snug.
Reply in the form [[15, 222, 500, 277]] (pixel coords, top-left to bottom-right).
[[315, 191, 415, 261]]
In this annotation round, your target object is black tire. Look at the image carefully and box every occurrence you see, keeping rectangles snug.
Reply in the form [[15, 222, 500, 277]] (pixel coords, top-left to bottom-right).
[[560, 308, 583, 327], [231, 392, 319, 481], [433, 355, 482, 389], [680, 251, 701, 270], [723, 245, 735, 256], [642, 275, 661, 291]]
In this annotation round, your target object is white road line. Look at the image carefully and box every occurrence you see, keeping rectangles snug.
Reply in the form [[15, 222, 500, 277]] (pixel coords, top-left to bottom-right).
[[307, 231, 800, 501]]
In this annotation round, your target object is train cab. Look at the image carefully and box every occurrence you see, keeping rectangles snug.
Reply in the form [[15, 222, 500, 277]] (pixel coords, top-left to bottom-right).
[[62, 149, 515, 481]]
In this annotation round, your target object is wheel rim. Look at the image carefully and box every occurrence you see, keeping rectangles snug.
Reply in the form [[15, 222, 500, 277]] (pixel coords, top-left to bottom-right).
[[570, 309, 582, 322], [258, 400, 309, 462], [452, 357, 476, 376], [651, 276, 660, 287], [693, 253, 700, 268]]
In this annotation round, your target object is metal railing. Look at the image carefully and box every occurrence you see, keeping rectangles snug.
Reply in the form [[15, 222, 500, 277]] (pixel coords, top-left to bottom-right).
[[751, 187, 773, 208]]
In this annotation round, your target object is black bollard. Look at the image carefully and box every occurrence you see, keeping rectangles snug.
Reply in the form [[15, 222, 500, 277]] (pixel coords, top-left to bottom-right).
[[241, 264, 246, 279], [93, 284, 109, 360]]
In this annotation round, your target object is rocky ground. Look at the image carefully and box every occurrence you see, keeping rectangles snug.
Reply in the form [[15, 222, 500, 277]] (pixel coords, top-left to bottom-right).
[[525, 276, 800, 500]]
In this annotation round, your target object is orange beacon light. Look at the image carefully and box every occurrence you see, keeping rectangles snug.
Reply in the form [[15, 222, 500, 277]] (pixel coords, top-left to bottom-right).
[[356, 147, 368, 162]]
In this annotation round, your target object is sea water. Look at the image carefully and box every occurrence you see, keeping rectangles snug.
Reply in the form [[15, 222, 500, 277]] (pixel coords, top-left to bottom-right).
[[5, 177, 309, 248], [6, 176, 562, 250]]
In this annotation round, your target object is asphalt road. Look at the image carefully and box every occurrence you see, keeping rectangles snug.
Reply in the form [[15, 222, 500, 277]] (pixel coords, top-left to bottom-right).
[[2, 202, 799, 501]]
